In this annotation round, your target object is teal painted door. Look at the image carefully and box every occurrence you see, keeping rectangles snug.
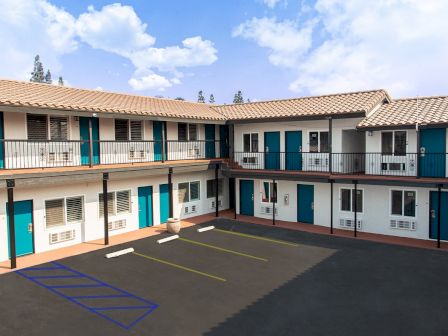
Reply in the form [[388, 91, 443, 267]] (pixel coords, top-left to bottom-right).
[[159, 184, 170, 224], [0, 112, 4, 169], [6, 200, 34, 257], [264, 132, 280, 170], [285, 131, 302, 171], [420, 128, 446, 177], [138, 186, 153, 228], [219, 125, 229, 158], [153, 121, 165, 161], [240, 180, 254, 216], [79, 117, 100, 165], [205, 124, 216, 159], [430, 191, 448, 241], [297, 184, 314, 224]]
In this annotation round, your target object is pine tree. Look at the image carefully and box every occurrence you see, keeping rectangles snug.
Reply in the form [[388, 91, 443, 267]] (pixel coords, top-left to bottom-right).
[[174, 97, 185, 101], [30, 55, 45, 83], [209, 94, 215, 104], [45, 70, 52, 84], [233, 90, 244, 104], [197, 90, 205, 103], [58, 77, 64, 86]]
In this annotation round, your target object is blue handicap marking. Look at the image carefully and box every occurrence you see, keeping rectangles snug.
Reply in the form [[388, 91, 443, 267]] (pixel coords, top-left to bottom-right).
[[16, 261, 158, 330]]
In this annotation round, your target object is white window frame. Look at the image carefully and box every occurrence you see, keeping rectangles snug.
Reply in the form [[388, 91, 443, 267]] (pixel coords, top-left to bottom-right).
[[26, 114, 71, 141], [98, 190, 132, 218], [389, 188, 417, 218], [44, 195, 84, 230], [242, 133, 259, 153], [115, 119, 144, 141], [178, 123, 199, 141], [381, 130, 407, 156], [308, 130, 329, 153], [178, 181, 201, 203], [339, 187, 364, 214], [260, 180, 277, 204]]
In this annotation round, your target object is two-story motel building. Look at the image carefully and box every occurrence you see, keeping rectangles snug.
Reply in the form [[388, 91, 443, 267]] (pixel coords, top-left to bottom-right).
[[1, 79, 448, 267]]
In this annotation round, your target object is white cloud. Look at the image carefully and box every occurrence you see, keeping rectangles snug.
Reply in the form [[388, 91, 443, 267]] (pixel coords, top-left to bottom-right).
[[263, 0, 282, 8], [0, 1, 218, 92], [235, 0, 448, 97]]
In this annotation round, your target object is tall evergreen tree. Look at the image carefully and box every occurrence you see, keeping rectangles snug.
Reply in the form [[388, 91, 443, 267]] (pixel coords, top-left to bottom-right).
[[174, 97, 185, 101], [209, 94, 215, 104], [45, 70, 52, 84], [58, 76, 64, 86], [197, 90, 205, 103], [233, 90, 244, 104], [30, 55, 45, 83]]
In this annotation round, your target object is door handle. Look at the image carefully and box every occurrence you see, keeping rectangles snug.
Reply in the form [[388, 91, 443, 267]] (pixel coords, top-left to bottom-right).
[[266, 146, 269, 153], [311, 202, 314, 210], [28, 223, 33, 233], [431, 209, 436, 219], [251, 194, 254, 201]]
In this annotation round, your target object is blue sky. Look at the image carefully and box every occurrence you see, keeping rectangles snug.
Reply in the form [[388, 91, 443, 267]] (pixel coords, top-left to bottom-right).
[[1, 0, 448, 103]]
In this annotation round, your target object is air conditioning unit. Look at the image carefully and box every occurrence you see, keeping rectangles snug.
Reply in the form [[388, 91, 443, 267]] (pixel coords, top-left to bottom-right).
[[108, 219, 127, 231], [310, 158, 329, 166], [243, 157, 258, 164], [187, 147, 200, 158], [49, 230, 76, 245], [210, 199, 223, 210], [185, 205, 198, 214], [390, 219, 417, 231], [260, 205, 278, 215], [47, 150, 73, 163], [129, 149, 146, 160], [381, 162, 406, 171], [339, 218, 362, 230]]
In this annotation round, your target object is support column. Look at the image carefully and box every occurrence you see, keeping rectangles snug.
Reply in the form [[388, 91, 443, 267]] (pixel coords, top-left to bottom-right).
[[88, 118, 93, 168], [416, 129, 421, 178], [328, 117, 333, 174], [437, 184, 442, 248], [7, 179, 16, 269], [103, 173, 109, 245], [168, 167, 173, 218], [353, 180, 358, 238], [215, 163, 219, 218], [272, 179, 276, 226], [234, 179, 237, 220], [161, 122, 166, 163], [330, 179, 334, 234]]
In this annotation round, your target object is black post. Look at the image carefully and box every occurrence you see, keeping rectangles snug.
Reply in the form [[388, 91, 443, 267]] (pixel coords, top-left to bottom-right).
[[437, 184, 442, 248], [168, 167, 173, 218], [416, 129, 421, 178], [272, 179, 276, 226], [88, 118, 94, 168], [354, 180, 358, 237], [161, 122, 166, 163], [328, 117, 333, 174], [103, 173, 109, 245], [215, 163, 219, 217], [7, 179, 16, 269], [330, 179, 334, 234]]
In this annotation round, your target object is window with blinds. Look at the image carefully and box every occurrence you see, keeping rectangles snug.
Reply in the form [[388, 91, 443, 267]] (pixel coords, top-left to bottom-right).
[[50, 116, 68, 140], [188, 124, 198, 141], [207, 179, 223, 198], [115, 119, 129, 141], [27, 114, 48, 140], [99, 192, 115, 217], [178, 123, 188, 141], [178, 182, 189, 203], [130, 121, 142, 141], [45, 199, 65, 228], [116, 190, 131, 213], [66, 197, 84, 223]]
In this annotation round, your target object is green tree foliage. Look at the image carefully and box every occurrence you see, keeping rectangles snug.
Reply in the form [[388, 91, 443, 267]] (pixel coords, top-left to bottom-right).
[[30, 55, 45, 83], [45, 70, 52, 84], [174, 97, 185, 101], [233, 90, 244, 104], [58, 76, 64, 86], [209, 94, 215, 104], [197, 90, 205, 103]]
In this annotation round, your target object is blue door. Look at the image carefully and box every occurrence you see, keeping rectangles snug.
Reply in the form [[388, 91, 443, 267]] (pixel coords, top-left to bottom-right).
[[153, 121, 165, 161], [430, 191, 448, 241], [240, 180, 254, 216], [138, 186, 153, 228], [79, 117, 100, 165], [297, 184, 314, 224], [0, 112, 4, 169], [264, 132, 280, 170], [285, 131, 302, 171], [219, 125, 229, 158], [420, 128, 446, 177], [205, 124, 216, 159], [159, 184, 170, 224], [6, 200, 34, 257]]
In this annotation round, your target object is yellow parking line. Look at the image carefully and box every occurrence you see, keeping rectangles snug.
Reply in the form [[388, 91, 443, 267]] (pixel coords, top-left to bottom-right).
[[178, 237, 268, 262], [214, 229, 299, 247], [132, 252, 226, 282]]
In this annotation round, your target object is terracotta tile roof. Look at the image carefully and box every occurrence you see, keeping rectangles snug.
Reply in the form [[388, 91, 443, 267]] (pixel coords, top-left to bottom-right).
[[0, 79, 226, 121], [213, 90, 390, 121], [358, 96, 448, 129]]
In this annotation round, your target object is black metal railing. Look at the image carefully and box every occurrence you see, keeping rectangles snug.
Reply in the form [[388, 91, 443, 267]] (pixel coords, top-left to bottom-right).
[[231, 152, 448, 178], [0, 139, 227, 169]]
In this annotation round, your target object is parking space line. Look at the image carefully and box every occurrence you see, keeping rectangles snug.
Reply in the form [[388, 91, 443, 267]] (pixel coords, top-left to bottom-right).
[[214, 229, 299, 247], [132, 252, 226, 282], [178, 237, 268, 262]]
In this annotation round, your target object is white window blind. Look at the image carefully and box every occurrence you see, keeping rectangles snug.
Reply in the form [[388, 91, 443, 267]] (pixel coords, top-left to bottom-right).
[[99, 192, 115, 217], [27, 114, 48, 140], [188, 124, 198, 141], [130, 121, 142, 141], [66, 197, 83, 223], [45, 199, 64, 228], [116, 190, 131, 213], [115, 119, 129, 141]]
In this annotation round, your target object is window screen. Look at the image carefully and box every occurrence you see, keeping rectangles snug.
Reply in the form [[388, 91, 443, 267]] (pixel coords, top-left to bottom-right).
[[243, 134, 251, 152], [188, 124, 198, 141], [66, 197, 83, 223], [394, 131, 406, 156], [207, 179, 223, 198], [381, 132, 393, 155], [391, 190, 403, 215], [309, 132, 319, 153], [341, 189, 351, 211], [190, 181, 200, 201], [320, 132, 329, 153], [115, 119, 129, 141], [27, 114, 48, 140], [130, 121, 142, 141], [50, 116, 68, 140], [116, 190, 131, 213], [353, 189, 363, 213], [45, 199, 64, 228], [178, 123, 187, 141], [99, 192, 115, 217]]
